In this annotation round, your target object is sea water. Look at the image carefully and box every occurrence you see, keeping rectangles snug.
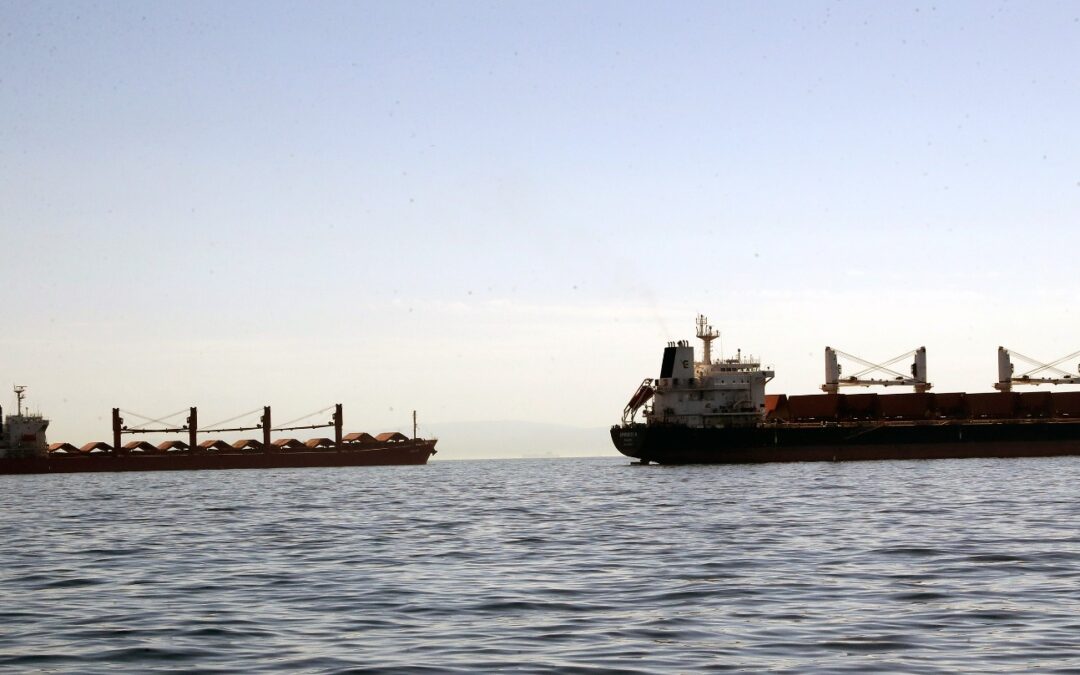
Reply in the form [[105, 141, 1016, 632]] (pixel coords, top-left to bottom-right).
[[2, 456, 1080, 672]]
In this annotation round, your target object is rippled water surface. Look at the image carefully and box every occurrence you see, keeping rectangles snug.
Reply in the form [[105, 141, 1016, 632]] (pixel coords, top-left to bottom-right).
[[4, 456, 1080, 672]]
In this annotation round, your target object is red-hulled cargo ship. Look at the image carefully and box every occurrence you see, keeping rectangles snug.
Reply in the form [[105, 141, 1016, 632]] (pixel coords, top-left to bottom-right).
[[610, 316, 1080, 465], [0, 392, 436, 474]]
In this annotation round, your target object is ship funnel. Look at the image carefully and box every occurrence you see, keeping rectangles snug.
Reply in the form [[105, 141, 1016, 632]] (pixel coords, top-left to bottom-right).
[[660, 344, 695, 380]]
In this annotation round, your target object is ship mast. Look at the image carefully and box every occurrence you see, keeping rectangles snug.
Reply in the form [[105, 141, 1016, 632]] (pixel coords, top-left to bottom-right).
[[695, 315, 720, 365], [14, 386, 26, 416]]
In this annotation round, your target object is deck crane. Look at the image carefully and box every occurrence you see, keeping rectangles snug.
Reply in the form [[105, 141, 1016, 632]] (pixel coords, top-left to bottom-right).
[[994, 347, 1080, 392], [822, 346, 930, 394]]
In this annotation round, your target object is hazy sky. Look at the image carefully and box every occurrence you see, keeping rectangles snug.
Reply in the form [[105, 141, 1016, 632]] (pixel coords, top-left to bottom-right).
[[2, 1, 1079, 452]]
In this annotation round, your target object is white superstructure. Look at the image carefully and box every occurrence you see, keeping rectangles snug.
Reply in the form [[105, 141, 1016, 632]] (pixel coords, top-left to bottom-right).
[[633, 315, 774, 428], [0, 386, 49, 458]]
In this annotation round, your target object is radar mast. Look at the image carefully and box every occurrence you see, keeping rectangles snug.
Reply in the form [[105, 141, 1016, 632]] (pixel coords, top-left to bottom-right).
[[13, 386, 26, 416], [695, 315, 720, 365]]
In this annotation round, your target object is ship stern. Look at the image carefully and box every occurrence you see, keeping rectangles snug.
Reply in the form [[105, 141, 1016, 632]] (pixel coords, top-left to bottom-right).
[[610, 424, 647, 460]]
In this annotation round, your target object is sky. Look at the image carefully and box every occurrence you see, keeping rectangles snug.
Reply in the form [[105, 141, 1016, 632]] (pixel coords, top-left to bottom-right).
[[2, 1, 1079, 456]]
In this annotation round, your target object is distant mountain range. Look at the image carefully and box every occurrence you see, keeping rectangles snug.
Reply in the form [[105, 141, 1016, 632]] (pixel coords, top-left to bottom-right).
[[421, 420, 616, 460]]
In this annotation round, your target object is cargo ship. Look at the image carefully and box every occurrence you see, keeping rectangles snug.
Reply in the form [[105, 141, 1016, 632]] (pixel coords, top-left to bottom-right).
[[0, 389, 436, 474], [611, 316, 1080, 464]]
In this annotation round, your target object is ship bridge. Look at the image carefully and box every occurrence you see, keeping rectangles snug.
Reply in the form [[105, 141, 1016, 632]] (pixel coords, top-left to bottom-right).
[[643, 316, 774, 428]]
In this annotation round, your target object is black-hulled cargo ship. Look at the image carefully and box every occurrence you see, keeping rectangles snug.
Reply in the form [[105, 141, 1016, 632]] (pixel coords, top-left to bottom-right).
[[610, 316, 1080, 464]]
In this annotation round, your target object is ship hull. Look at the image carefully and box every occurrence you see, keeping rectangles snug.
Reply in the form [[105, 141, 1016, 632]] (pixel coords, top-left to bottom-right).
[[0, 441, 436, 475], [611, 422, 1080, 464]]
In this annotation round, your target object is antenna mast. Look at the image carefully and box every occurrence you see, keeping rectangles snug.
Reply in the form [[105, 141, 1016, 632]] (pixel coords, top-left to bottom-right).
[[695, 314, 720, 365], [13, 386, 26, 416]]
